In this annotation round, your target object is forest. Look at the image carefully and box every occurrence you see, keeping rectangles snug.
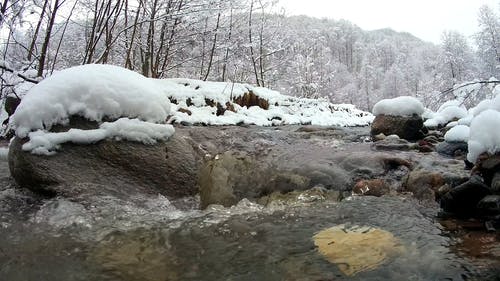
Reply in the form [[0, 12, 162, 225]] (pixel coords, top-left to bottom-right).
[[1, 0, 499, 110]]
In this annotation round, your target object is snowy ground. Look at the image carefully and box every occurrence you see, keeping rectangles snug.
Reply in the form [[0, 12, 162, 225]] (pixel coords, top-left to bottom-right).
[[5, 64, 373, 155], [4, 64, 499, 162]]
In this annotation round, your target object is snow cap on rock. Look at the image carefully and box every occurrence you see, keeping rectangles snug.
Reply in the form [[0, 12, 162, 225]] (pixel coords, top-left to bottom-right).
[[11, 64, 172, 138], [467, 109, 500, 163], [372, 96, 424, 117]]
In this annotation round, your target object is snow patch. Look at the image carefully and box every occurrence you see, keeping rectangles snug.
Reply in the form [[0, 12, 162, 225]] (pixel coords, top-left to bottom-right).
[[444, 125, 470, 143], [372, 96, 424, 117], [423, 101, 467, 128], [467, 110, 500, 163], [23, 118, 174, 155], [471, 94, 500, 116], [163, 79, 373, 127]]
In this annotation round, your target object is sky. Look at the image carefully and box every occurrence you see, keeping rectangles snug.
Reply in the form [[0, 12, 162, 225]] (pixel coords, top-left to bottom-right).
[[279, 0, 499, 44]]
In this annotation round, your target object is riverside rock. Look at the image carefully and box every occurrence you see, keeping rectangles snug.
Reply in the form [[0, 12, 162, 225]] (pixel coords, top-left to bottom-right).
[[440, 175, 492, 217], [370, 114, 425, 141], [436, 141, 468, 157], [8, 118, 200, 198]]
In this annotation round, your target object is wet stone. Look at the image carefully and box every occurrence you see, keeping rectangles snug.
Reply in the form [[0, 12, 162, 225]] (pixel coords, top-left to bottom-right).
[[440, 175, 492, 218], [477, 195, 500, 216], [436, 141, 468, 157], [352, 179, 390, 197]]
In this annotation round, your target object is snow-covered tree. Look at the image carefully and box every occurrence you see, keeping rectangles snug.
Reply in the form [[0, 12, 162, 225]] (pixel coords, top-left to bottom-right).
[[475, 4, 500, 78]]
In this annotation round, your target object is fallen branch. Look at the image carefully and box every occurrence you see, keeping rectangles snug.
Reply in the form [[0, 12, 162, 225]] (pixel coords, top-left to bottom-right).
[[0, 64, 40, 84], [441, 80, 500, 96]]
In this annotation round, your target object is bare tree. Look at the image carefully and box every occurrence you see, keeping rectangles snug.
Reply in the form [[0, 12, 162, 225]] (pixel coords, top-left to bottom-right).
[[38, 0, 65, 77]]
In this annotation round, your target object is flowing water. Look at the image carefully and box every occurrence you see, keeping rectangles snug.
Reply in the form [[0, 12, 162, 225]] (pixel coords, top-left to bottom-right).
[[1, 126, 499, 281]]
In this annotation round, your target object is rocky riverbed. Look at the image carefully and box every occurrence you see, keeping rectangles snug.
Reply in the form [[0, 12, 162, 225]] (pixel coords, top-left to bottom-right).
[[1, 125, 499, 281]]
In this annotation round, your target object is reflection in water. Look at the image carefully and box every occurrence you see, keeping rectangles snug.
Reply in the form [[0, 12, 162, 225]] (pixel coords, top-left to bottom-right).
[[440, 218, 500, 279]]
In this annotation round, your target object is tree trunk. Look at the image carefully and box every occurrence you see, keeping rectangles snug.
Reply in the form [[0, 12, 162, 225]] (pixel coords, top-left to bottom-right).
[[27, 0, 49, 61], [38, 0, 61, 77]]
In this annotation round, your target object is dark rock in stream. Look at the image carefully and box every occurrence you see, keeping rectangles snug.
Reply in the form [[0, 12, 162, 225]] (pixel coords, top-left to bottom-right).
[[370, 114, 425, 141], [477, 195, 500, 216], [440, 175, 492, 217], [436, 141, 468, 157]]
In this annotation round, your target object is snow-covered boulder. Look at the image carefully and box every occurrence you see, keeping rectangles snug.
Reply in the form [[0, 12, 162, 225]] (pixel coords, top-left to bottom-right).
[[372, 96, 425, 117], [370, 96, 426, 141], [8, 65, 190, 197], [467, 109, 500, 164], [370, 114, 425, 141], [9, 117, 200, 198]]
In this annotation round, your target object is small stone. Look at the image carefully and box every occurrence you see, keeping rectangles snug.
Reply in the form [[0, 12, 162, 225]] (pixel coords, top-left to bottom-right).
[[418, 145, 434, 153], [373, 133, 386, 141], [177, 108, 192, 115], [436, 141, 468, 157], [352, 179, 390, 197], [423, 135, 439, 144], [477, 195, 500, 215], [403, 170, 445, 200]]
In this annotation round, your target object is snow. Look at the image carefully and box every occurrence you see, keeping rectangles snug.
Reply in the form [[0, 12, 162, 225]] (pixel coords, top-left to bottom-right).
[[160, 79, 373, 127], [423, 101, 468, 128], [445, 121, 458, 128], [10, 64, 373, 154], [471, 94, 500, 116], [467, 110, 500, 163], [422, 108, 435, 120], [457, 115, 474, 126], [444, 125, 470, 143], [11, 64, 171, 138], [23, 118, 174, 155], [372, 96, 424, 117]]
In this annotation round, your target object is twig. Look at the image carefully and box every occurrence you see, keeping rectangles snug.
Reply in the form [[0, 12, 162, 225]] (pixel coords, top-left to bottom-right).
[[0, 64, 39, 84]]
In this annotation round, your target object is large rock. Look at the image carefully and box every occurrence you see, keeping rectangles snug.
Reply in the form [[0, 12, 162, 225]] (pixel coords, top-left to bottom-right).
[[9, 119, 200, 198], [198, 151, 353, 208], [440, 175, 492, 217], [473, 153, 500, 188], [371, 114, 424, 141]]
